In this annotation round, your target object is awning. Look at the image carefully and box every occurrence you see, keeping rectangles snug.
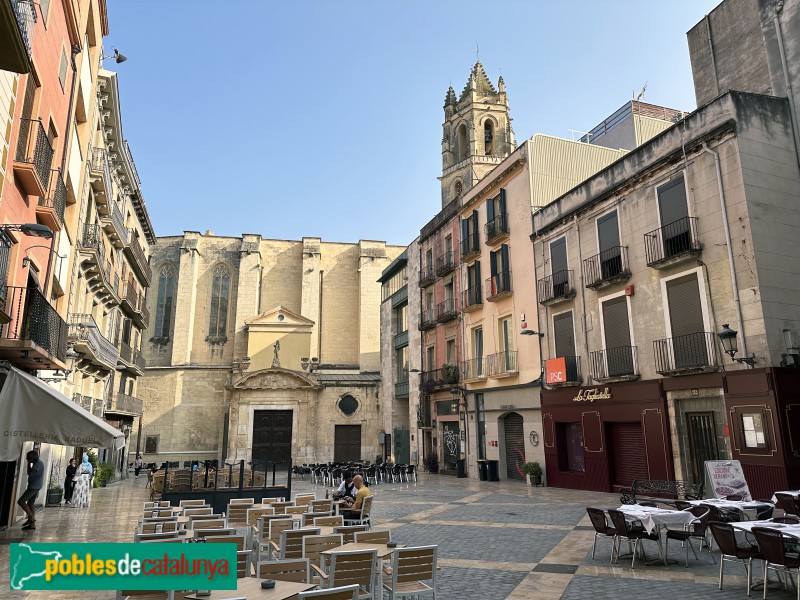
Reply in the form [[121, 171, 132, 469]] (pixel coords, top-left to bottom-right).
[[0, 365, 125, 461]]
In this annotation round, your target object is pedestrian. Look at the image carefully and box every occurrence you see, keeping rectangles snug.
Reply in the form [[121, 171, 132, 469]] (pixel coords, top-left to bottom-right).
[[134, 455, 143, 478], [72, 453, 93, 508], [63, 457, 77, 506], [17, 450, 44, 530], [341, 474, 371, 520]]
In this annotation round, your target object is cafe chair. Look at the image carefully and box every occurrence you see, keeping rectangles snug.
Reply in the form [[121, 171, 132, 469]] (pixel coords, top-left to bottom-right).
[[608, 509, 664, 568], [256, 557, 311, 583], [354, 530, 391, 544], [179, 499, 208, 507], [586, 508, 618, 562], [665, 506, 714, 567], [314, 515, 344, 527], [382, 545, 437, 600], [194, 527, 237, 539], [183, 507, 213, 517], [271, 527, 322, 560], [315, 549, 377, 598], [334, 525, 369, 544], [134, 531, 181, 543], [708, 521, 763, 597], [774, 493, 799, 517], [189, 517, 226, 529], [295, 493, 317, 507], [750, 527, 800, 600], [311, 499, 335, 513], [303, 534, 344, 583], [303, 511, 334, 527], [139, 521, 178, 534], [298, 584, 360, 600], [343, 496, 373, 529]]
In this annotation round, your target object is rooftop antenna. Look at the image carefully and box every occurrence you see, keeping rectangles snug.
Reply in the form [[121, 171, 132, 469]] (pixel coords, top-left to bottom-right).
[[635, 81, 648, 101], [476, 42, 480, 62]]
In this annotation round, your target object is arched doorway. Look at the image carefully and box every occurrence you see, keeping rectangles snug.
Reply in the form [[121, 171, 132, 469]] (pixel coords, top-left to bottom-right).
[[502, 413, 526, 480]]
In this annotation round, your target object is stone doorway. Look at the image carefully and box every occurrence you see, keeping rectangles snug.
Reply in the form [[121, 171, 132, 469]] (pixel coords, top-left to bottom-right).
[[334, 425, 362, 463], [252, 410, 293, 466]]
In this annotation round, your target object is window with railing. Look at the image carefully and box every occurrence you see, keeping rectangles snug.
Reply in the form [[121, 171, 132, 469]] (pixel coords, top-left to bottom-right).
[[380, 266, 407, 302], [485, 189, 508, 243], [460, 210, 480, 258]]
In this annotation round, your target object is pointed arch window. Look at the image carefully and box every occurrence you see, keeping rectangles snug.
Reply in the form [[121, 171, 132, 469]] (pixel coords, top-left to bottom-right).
[[208, 265, 230, 342], [457, 124, 468, 162], [153, 265, 175, 343], [484, 120, 494, 155]]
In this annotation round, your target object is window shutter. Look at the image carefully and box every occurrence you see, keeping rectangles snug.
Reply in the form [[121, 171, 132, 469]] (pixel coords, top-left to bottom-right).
[[471, 210, 479, 250], [489, 249, 498, 277], [602, 296, 631, 349], [461, 218, 469, 254], [550, 237, 568, 274], [553, 312, 575, 357], [475, 260, 481, 286], [499, 188, 506, 215], [657, 177, 689, 226], [597, 211, 620, 253], [666, 274, 704, 337], [501, 244, 510, 273], [486, 195, 495, 223]]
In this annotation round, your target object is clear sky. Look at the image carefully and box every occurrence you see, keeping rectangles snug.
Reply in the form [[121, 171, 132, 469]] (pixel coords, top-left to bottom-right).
[[106, 0, 722, 246]]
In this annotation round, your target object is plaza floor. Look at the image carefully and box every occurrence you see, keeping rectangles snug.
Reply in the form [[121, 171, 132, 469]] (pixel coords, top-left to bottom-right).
[[1, 473, 796, 599]]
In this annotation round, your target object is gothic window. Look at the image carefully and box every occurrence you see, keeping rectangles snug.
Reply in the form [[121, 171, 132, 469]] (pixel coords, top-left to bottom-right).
[[153, 265, 175, 343], [208, 265, 230, 341], [457, 124, 468, 162], [454, 180, 463, 198], [484, 120, 494, 155]]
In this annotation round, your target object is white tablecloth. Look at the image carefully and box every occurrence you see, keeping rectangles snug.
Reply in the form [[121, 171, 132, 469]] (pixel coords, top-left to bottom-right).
[[615, 506, 696, 534], [771, 490, 800, 504], [686, 498, 770, 520], [731, 520, 800, 540]]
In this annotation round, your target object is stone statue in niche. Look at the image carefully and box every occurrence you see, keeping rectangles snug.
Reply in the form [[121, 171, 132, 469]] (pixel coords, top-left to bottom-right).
[[272, 341, 281, 368]]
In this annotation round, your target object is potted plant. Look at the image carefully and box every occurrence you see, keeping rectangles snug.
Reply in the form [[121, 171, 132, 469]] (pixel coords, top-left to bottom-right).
[[46, 484, 63, 506], [424, 453, 439, 474], [98, 462, 114, 487], [522, 462, 543, 486], [441, 363, 459, 385]]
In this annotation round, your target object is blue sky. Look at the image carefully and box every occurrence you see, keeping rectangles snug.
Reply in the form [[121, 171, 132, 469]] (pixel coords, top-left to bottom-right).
[[106, 1, 721, 246]]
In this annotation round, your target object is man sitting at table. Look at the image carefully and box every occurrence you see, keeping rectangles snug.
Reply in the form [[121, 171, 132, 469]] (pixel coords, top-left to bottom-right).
[[342, 475, 370, 519], [334, 471, 356, 501]]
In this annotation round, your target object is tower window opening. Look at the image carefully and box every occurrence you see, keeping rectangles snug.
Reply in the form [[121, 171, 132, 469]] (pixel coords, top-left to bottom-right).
[[484, 121, 494, 155], [457, 124, 468, 162]]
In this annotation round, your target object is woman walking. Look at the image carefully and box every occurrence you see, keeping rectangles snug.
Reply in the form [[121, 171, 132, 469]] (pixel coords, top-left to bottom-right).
[[63, 458, 77, 506], [72, 454, 93, 508]]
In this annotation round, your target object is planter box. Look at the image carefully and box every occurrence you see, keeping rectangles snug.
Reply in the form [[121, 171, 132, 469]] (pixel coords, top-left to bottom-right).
[[45, 489, 63, 506]]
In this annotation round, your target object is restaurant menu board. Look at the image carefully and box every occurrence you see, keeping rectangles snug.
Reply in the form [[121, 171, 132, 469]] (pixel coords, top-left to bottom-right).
[[705, 460, 752, 501]]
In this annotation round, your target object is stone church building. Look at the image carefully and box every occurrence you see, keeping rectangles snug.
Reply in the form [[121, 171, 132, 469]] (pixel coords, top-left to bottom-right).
[[132, 231, 403, 467]]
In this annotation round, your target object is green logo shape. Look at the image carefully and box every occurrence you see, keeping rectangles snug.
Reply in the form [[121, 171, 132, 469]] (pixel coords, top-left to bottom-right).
[[10, 543, 237, 591]]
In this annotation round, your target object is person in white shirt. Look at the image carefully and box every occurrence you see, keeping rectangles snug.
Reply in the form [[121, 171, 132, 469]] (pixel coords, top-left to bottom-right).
[[335, 471, 356, 501]]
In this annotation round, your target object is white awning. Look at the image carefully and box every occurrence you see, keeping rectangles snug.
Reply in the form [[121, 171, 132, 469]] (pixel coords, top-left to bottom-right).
[[0, 365, 125, 461]]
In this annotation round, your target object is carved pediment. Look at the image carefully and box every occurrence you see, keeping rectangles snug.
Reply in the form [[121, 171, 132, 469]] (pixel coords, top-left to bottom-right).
[[246, 306, 315, 329], [233, 367, 318, 390]]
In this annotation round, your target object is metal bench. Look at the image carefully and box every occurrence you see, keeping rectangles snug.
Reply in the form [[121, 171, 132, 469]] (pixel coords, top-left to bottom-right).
[[619, 479, 704, 505]]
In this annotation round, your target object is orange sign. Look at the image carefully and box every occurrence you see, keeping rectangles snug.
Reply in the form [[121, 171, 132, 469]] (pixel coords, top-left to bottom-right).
[[545, 357, 567, 384]]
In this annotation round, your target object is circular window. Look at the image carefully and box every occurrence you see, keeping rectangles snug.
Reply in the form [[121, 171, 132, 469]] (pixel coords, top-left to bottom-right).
[[339, 394, 358, 416], [277, 314, 285, 321]]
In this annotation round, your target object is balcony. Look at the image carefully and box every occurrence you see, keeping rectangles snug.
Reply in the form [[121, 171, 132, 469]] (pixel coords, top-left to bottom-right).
[[421, 365, 459, 394], [68, 313, 119, 372], [485, 212, 509, 245], [0, 286, 67, 369], [654, 332, 719, 376], [105, 391, 143, 417], [417, 401, 433, 429], [419, 264, 435, 287], [644, 217, 701, 268], [394, 330, 408, 349], [583, 246, 631, 289], [486, 271, 512, 302], [436, 297, 458, 323], [461, 357, 486, 382], [135, 349, 146, 372], [124, 231, 152, 286], [435, 251, 456, 276], [419, 308, 436, 331], [486, 351, 518, 378], [77, 222, 120, 305], [89, 148, 112, 207], [36, 170, 66, 231], [590, 346, 639, 383], [390, 285, 408, 308], [74, 393, 92, 412], [544, 356, 582, 387], [117, 341, 144, 375], [537, 270, 576, 306], [0, 0, 35, 73], [13, 119, 53, 196], [92, 397, 105, 418], [101, 201, 128, 248], [460, 233, 480, 262], [462, 284, 482, 312]]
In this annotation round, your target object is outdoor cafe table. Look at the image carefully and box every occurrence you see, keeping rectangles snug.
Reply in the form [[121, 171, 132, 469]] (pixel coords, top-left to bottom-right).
[[686, 498, 773, 520], [321, 541, 406, 593], [772, 490, 800, 503], [614, 505, 696, 534], [731, 520, 800, 539], [183, 577, 316, 600]]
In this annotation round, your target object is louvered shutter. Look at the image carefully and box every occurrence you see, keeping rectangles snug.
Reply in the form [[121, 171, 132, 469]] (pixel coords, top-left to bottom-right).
[[667, 273, 707, 368], [461, 218, 469, 255], [486, 195, 495, 223], [499, 188, 506, 215], [657, 177, 689, 226], [553, 312, 575, 357], [597, 211, 620, 253], [609, 423, 649, 487]]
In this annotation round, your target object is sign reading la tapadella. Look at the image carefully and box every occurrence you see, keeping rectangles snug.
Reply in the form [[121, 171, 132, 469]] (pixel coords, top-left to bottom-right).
[[572, 387, 612, 402]]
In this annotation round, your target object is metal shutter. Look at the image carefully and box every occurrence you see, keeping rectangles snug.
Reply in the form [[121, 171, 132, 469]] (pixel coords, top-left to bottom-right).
[[666, 274, 704, 336], [550, 237, 568, 274], [657, 176, 689, 226], [609, 422, 649, 488], [602, 296, 631, 349], [553, 311, 575, 357], [503, 413, 526, 480], [597, 211, 620, 253]]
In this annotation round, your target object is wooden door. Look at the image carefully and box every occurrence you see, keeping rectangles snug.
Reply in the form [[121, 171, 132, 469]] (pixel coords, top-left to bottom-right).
[[686, 412, 719, 485], [334, 425, 361, 463], [252, 410, 293, 466]]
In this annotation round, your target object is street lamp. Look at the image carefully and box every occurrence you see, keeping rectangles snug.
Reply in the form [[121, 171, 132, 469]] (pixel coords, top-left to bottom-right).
[[718, 324, 757, 368], [0, 223, 53, 239], [450, 386, 470, 477]]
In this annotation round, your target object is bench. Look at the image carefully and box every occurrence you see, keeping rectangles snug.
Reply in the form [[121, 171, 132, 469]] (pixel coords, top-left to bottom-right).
[[619, 479, 704, 505]]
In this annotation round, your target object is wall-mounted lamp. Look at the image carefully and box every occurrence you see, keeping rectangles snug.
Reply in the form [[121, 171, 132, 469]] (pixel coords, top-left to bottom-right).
[[718, 324, 756, 368], [101, 48, 127, 64], [520, 330, 544, 337]]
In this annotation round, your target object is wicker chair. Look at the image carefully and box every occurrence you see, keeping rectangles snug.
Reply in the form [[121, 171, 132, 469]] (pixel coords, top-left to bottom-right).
[[707, 521, 763, 597]]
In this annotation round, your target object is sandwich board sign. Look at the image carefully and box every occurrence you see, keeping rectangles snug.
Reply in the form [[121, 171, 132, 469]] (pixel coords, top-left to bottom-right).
[[705, 460, 752, 501]]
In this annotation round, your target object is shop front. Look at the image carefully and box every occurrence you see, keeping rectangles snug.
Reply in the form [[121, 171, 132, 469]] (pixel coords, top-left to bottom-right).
[[541, 379, 673, 493]]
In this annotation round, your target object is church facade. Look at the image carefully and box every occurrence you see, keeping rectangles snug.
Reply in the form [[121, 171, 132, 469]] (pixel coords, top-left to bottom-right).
[[132, 231, 403, 467]]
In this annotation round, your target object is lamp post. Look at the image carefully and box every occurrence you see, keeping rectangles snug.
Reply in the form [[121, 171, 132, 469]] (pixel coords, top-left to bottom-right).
[[450, 386, 469, 477], [0, 223, 55, 295], [718, 324, 757, 368]]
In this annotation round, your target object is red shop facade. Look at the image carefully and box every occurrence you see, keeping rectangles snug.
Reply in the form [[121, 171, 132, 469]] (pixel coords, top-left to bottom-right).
[[541, 379, 673, 493]]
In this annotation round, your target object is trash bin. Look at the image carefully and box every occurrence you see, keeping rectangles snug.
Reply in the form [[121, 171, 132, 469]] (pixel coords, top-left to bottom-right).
[[486, 459, 500, 482], [477, 460, 488, 481], [456, 459, 467, 478]]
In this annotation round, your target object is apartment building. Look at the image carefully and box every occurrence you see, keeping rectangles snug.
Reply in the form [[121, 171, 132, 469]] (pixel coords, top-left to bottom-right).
[[378, 241, 422, 466], [533, 90, 800, 498]]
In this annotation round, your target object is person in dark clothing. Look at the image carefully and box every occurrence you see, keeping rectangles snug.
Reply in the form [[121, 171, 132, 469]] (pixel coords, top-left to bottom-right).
[[18, 450, 44, 529], [334, 471, 356, 501], [63, 458, 77, 506]]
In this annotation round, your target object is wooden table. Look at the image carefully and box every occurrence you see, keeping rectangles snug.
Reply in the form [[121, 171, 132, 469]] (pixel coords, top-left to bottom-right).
[[183, 577, 316, 600]]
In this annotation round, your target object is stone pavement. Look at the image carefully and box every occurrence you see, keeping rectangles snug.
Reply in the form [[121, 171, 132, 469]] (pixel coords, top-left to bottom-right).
[[0, 472, 796, 599]]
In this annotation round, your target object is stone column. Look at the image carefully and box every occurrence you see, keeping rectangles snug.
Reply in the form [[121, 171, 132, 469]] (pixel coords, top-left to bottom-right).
[[233, 234, 262, 361], [171, 232, 201, 365]]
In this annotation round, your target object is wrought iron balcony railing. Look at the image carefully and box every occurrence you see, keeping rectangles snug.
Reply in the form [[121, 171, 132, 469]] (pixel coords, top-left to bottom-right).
[[125, 231, 152, 285], [461, 357, 486, 380], [583, 246, 631, 289], [421, 365, 459, 392], [417, 402, 433, 428], [644, 217, 701, 268], [10, 0, 37, 60], [486, 270, 512, 301], [104, 201, 128, 246], [435, 251, 455, 276], [79, 222, 105, 258], [545, 355, 582, 386], [14, 118, 53, 195], [485, 212, 509, 244], [460, 232, 480, 260], [462, 284, 481, 311], [36, 169, 66, 229], [68, 313, 119, 369], [654, 332, 719, 375], [419, 264, 435, 287], [436, 297, 458, 323], [419, 308, 436, 331], [537, 270, 576, 305], [134, 349, 146, 372], [590, 346, 639, 381], [90, 147, 112, 199], [107, 391, 143, 415], [0, 286, 67, 363], [486, 350, 518, 377]]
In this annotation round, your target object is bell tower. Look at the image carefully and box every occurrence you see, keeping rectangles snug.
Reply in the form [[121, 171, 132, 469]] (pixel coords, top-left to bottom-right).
[[440, 62, 515, 208]]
